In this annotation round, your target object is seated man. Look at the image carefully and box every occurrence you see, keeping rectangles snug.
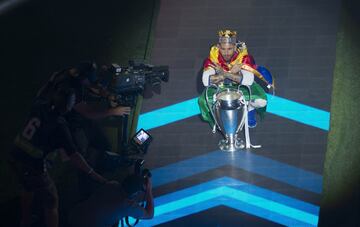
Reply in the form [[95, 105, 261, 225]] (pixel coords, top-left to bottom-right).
[[68, 174, 154, 227], [198, 30, 271, 128]]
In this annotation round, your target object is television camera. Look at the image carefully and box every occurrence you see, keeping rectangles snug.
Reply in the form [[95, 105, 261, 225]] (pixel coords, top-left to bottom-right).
[[84, 60, 168, 165], [94, 60, 169, 107]]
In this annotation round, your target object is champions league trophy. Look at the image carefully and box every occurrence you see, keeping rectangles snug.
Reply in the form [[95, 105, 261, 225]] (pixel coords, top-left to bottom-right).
[[206, 84, 261, 152]]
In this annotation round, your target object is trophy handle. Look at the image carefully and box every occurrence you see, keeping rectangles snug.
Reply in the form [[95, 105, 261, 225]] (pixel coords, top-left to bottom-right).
[[237, 84, 252, 102], [205, 85, 223, 134], [236, 105, 247, 134], [234, 85, 251, 135], [236, 84, 262, 149]]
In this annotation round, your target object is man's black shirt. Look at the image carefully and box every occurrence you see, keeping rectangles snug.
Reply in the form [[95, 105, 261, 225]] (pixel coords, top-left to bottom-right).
[[13, 102, 77, 169], [34, 68, 112, 155]]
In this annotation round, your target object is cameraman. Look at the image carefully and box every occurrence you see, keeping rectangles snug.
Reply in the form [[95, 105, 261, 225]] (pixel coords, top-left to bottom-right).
[[36, 62, 131, 165], [9, 88, 114, 227], [68, 174, 154, 227]]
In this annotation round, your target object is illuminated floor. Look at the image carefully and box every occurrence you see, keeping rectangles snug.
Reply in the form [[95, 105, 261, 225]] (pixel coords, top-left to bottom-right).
[[135, 0, 340, 226]]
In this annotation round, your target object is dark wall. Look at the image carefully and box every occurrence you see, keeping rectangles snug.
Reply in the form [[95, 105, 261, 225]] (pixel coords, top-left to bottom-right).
[[319, 0, 360, 226], [0, 0, 156, 201]]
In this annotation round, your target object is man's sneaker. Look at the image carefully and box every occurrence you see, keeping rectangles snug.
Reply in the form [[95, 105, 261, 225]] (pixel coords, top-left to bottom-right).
[[248, 109, 257, 128]]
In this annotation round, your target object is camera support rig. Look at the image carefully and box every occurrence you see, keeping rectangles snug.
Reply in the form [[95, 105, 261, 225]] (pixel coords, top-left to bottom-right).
[[91, 60, 169, 156]]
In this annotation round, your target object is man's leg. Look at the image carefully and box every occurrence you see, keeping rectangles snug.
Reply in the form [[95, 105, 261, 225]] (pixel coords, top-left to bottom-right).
[[198, 89, 216, 129], [44, 207, 59, 227], [19, 190, 34, 227], [9, 152, 36, 227], [248, 99, 267, 128], [250, 99, 267, 108], [42, 175, 59, 227]]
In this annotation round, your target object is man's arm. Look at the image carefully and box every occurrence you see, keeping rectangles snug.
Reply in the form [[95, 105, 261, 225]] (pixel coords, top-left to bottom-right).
[[209, 74, 225, 84], [227, 63, 243, 83], [73, 102, 130, 119], [203, 67, 226, 86], [68, 152, 108, 184], [56, 121, 109, 184], [203, 65, 243, 86], [222, 72, 243, 84], [202, 67, 215, 86], [209, 71, 242, 84]]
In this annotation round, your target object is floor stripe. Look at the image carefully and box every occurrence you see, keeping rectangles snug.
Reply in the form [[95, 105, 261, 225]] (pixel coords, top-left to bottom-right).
[[267, 95, 329, 131], [137, 97, 199, 131], [132, 177, 318, 227], [151, 150, 322, 194], [155, 177, 319, 215], [137, 94, 330, 131]]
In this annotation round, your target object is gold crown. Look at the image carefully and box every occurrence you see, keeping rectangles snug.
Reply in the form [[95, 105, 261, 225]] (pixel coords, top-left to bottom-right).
[[218, 30, 237, 44]]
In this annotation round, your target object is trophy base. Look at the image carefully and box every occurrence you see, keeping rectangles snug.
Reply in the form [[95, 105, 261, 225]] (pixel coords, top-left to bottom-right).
[[219, 138, 245, 152]]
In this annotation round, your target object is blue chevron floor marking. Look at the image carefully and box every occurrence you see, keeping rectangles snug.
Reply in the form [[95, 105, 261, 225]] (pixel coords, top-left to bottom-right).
[[151, 150, 322, 194], [132, 177, 319, 227], [137, 94, 330, 131], [154, 177, 319, 215], [136, 199, 311, 227], [138, 98, 199, 131], [266, 95, 329, 131]]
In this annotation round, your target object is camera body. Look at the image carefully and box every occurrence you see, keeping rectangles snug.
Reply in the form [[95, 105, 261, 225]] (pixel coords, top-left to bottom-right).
[[106, 61, 169, 107]]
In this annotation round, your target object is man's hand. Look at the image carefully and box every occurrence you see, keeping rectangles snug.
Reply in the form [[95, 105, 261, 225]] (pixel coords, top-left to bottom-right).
[[230, 63, 243, 74], [210, 74, 225, 84], [109, 106, 131, 116], [224, 73, 242, 84]]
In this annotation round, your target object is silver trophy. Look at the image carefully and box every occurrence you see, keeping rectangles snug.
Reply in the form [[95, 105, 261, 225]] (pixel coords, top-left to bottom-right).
[[206, 85, 261, 152]]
